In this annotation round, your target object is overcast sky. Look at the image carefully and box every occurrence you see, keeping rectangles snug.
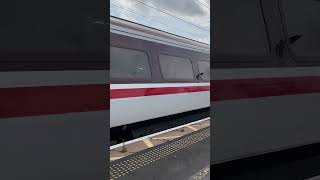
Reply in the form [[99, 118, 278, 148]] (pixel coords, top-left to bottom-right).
[[110, 0, 210, 44]]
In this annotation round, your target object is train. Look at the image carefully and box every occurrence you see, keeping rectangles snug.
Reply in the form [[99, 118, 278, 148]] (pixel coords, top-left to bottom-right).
[[0, 1, 108, 179], [110, 16, 210, 139], [211, 0, 320, 164]]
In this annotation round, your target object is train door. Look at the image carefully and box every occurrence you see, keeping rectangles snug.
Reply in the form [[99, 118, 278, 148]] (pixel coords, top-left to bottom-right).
[[272, 0, 320, 148], [212, 0, 320, 164], [211, 0, 288, 164]]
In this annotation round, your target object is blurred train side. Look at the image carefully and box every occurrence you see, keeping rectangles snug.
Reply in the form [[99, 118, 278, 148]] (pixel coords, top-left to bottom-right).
[[0, 1, 108, 179], [211, 0, 320, 164]]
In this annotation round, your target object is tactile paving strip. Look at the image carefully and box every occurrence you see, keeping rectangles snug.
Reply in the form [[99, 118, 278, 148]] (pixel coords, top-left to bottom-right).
[[110, 127, 210, 179]]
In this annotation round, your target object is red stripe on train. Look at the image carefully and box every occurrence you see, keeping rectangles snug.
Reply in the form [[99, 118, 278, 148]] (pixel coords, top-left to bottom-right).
[[211, 76, 320, 101], [110, 85, 210, 99], [0, 84, 109, 118]]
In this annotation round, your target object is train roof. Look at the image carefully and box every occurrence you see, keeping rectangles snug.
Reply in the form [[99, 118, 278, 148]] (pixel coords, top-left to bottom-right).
[[110, 16, 210, 54]]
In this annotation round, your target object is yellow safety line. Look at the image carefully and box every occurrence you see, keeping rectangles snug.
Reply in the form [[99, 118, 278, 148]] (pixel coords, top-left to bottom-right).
[[192, 124, 210, 126], [143, 139, 154, 148], [110, 156, 123, 161], [152, 135, 181, 140], [187, 125, 198, 131]]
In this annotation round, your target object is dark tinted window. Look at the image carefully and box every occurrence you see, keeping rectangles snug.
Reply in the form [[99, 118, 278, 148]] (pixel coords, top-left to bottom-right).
[[159, 54, 194, 80], [198, 61, 210, 81], [283, 0, 320, 57], [110, 46, 151, 80], [213, 0, 270, 55], [0, 0, 106, 60]]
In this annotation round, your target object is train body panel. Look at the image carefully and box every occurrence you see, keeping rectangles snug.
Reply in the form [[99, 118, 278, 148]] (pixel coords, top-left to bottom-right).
[[110, 16, 210, 129], [212, 93, 320, 164], [0, 110, 108, 179], [211, 67, 320, 164], [0, 1, 108, 177], [211, 0, 320, 164], [0, 70, 108, 88], [0, 69, 109, 179], [110, 83, 209, 128]]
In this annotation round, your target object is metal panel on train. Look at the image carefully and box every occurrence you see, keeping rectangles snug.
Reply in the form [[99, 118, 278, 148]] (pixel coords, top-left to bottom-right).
[[211, 0, 320, 164], [0, 1, 108, 179]]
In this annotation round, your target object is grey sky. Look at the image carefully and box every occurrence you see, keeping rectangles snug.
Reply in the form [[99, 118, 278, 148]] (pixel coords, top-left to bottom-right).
[[110, 0, 210, 44]]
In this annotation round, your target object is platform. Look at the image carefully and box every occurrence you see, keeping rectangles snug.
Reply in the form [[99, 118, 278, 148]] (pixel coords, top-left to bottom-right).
[[307, 176, 320, 180], [110, 127, 210, 180]]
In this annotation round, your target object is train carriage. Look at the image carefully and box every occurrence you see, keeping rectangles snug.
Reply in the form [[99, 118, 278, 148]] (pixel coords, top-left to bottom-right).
[[110, 16, 210, 140], [211, 0, 320, 164], [0, 1, 108, 179]]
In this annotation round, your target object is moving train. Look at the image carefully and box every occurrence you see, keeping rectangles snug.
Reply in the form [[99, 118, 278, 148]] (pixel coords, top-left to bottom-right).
[[212, 0, 320, 164], [110, 16, 210, 138], [0, 1, 108, 179]]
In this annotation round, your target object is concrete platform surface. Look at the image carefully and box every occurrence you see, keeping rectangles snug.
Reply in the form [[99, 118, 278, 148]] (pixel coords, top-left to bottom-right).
[[110, 127, 210, 180]]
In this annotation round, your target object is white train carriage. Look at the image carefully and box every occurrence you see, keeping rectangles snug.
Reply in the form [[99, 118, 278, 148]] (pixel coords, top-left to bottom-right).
[[0, 1, 108, 179], [211, 0, 320, 164], [110, 16, 210, 130]]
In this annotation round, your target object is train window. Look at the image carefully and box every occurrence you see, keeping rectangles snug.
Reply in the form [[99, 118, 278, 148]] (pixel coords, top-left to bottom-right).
[[159, 54, 194, 80], [212, 0, 270, 55], [282, 0, 320, 57], [198, 61, 210, 81], [110, 46, 151, 80]]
